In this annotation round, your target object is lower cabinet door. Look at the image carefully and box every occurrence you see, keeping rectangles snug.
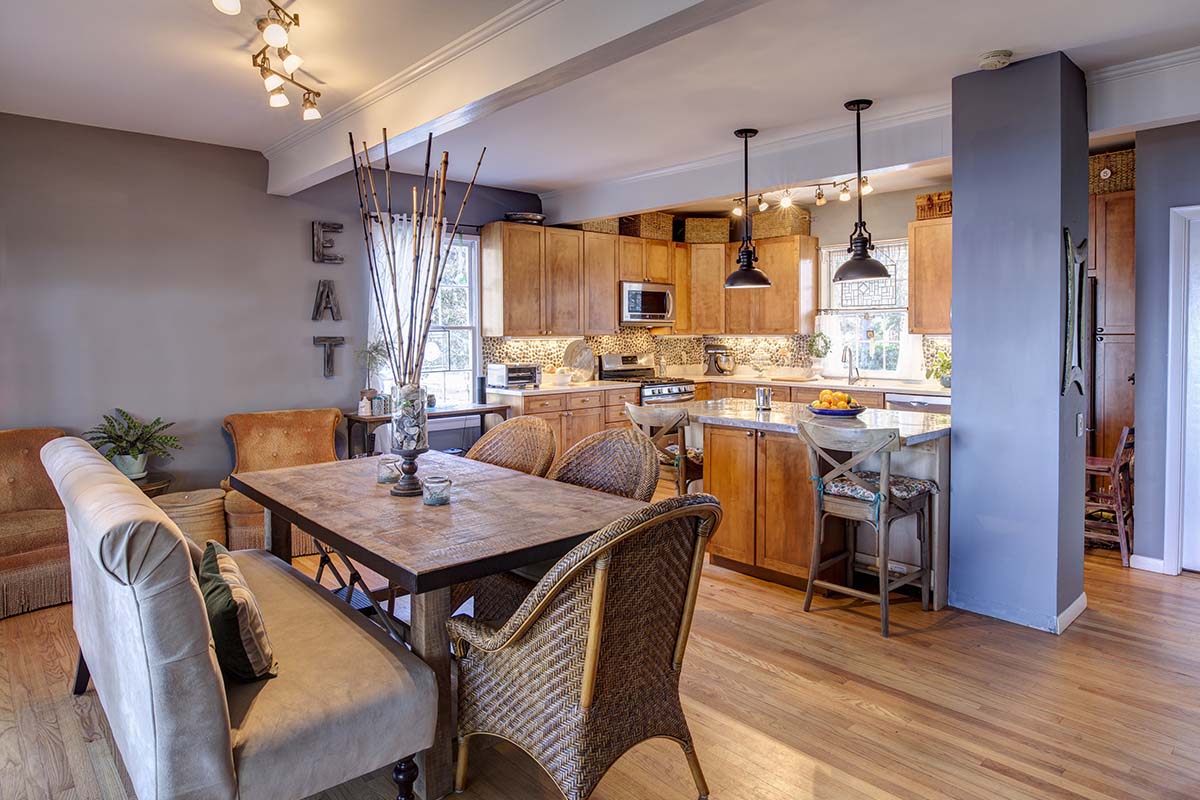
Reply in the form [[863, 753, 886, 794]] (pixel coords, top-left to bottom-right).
[[702, 425, 757, 563], [561, 407, 604, 451], [527, 411, 562, 453], [754, 430, 823, 578]]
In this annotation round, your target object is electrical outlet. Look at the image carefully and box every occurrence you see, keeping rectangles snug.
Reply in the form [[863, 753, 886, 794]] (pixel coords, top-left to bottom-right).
[[1077, 412, 1085, 438]]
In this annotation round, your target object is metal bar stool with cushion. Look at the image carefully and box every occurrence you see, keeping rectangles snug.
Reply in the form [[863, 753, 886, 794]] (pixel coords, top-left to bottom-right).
[[449, 494, 723, 800], [1085, 426, 1134, 565], [797, 420, 935, 638], [465, 416, 557, 477], [624, 403, 703, 495], [474, 429, 662, 624]]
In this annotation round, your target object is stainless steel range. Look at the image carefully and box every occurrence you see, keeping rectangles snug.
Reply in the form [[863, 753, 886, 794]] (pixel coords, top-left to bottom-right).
[[597, 353, 695, 404]]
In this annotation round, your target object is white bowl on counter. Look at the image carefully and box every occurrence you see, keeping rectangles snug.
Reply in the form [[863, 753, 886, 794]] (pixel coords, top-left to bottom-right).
[[545, 372, 572, 387]]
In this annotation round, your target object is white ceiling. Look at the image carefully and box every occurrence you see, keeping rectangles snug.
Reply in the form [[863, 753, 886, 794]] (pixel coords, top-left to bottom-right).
[[381, 0, 1200, 193], [0, 0, 514, 151]]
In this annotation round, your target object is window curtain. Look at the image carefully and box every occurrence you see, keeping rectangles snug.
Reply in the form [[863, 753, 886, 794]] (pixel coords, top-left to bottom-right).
[[365, 214, 416, 453]]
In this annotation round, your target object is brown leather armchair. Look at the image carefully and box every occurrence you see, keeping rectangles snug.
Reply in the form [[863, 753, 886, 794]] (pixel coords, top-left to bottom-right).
[[0, 427, 68, 617], [221, 409, 342, 557]]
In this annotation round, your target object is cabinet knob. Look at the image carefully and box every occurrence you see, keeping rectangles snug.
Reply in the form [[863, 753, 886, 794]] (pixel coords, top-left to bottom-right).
[[1096, 326, 1104, 333], [746, 431, 753, 437]]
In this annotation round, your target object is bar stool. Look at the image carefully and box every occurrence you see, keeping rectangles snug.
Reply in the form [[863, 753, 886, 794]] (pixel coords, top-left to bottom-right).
[[1085, 426, 1134, 565], [797, 420, 936, 637], [625, 403, 703, 495]]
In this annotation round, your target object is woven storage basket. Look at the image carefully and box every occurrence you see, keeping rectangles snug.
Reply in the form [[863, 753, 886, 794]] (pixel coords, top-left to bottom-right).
[[682, 217, 731, 243], [580, 217, 620, 234], [752, 207, 812, 238], [916, 191, 953, 220], [155, 489, 228, 548], [1089, 149, 1135, 194], [619, 212, 674, 241]]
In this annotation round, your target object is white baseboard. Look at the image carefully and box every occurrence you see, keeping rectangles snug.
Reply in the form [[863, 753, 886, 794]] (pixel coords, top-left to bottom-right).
[[1130, 555, 1167, 574], [1054, 592, 1088, 634]]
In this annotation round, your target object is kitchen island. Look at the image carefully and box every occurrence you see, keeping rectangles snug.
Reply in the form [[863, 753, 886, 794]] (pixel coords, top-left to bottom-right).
[[672, 398, 952, 609]]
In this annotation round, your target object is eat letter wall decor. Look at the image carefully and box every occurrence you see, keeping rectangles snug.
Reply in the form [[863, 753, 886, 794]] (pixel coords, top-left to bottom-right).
[[313, 336, 345, 378], [312, 221, 345, 264], [312, 279, 342, 321]]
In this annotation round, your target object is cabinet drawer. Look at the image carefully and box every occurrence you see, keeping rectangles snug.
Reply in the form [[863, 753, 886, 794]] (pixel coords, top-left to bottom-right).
[[606, 404, 633, 424], [852, 390, 885, 409], [605, 387, 640, 406], [605, 420, 633, 431], [568, 391, 604, 409], [730, 383, 757, 399], [523, 394, 566, 413], [789, 386, 823, 405]]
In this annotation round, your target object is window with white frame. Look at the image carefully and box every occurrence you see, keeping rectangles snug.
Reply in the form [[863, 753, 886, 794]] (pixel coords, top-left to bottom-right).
[[816, 238, 925, 380]]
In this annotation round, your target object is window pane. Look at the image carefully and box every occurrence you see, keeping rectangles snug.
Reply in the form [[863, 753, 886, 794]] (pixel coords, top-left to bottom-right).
[[442, 245, 470, 286], [435, 286, 470, 326], [448, 329, 472, 370], [441, 371, 472, 405], [424, 330, 449, 371], [421, 371, 446, 404]]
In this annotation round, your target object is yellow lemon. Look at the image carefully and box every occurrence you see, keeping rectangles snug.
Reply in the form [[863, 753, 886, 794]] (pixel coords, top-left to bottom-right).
[[819, 389, 834, 402]]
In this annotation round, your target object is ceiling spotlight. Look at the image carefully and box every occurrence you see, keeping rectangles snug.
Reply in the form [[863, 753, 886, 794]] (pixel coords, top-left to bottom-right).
[[261, 64, 284, 92], [302, 92, 321, 121], [838, 183, 852, 202], [814, 187, 826, 206], [278, 46, 303, 74], [258, 16, 289, 48], [757, 195, 769, 212], [732, 202, 744, 217], [268, 87, 290, 108], [779, 191, 793, 209], [212, 0, 241, 14], [860, 176, 874, 195]]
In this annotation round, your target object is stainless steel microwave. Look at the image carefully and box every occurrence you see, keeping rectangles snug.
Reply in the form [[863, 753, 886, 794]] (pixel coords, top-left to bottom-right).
[[620, 281, 675, 326]]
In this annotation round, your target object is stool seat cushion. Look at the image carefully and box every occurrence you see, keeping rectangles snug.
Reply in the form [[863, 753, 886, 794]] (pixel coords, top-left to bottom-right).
[[825, 471, 938, 502]]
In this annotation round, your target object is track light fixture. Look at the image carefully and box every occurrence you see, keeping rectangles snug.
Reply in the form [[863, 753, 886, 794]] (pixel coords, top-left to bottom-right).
[[779, 191, 793, 209], [838, 183, 852, 202], [302, 91, 322, 121], [277, 46, 303, 74], [268, 87, 290, 107], [257, 14, 289, 47], [860, 175, 873, 195], [261, 60, 284, 91], [731, 200, 744, 217], [216, 0, 324, 122], [212, 0, 242, 14]]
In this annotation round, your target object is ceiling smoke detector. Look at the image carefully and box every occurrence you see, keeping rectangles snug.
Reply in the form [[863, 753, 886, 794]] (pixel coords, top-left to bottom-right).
[[979, 50, 1013, 70]]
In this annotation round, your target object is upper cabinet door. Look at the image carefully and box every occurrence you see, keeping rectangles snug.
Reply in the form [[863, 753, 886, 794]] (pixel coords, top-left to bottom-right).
[[1094, 191, 1135, 335], [672, 242, 691, 334], [644, 239, 673, 283], [583, 231, 618, 335], [544, 227, 583, 336], [724, 242, 754, 334], [689, 243, 727, 333], [753, 235, 801, 334], [619, 236, 645, 282], [482, 222, 544, 337], [908, 217, 953, 334]]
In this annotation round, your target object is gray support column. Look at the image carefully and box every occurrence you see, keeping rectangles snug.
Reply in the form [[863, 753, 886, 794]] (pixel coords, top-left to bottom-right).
[[948, 52, 1088, 632]]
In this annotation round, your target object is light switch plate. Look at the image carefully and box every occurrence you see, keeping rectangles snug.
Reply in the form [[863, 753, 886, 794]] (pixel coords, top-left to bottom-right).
[[1077, 412, 1085, 438]]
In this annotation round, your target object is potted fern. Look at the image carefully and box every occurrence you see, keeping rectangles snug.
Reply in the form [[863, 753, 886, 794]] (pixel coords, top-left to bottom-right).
[[807, 332, 831, 378], [83, 409, 182, 479]]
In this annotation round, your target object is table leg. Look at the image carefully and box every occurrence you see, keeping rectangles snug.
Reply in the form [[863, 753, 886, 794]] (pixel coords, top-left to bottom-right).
[[410, 587, 454, 800], [348, 420, 360, 458], [264, 509, 293, 564]]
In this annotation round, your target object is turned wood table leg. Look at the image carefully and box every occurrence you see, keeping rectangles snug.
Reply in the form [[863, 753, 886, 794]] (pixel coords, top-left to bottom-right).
[[411, 587, 454, 800], [264, 509, 293, 564]]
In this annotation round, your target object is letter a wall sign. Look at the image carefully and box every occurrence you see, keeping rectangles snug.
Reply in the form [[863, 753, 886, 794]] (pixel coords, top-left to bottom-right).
[[312, 279, 342, 321]]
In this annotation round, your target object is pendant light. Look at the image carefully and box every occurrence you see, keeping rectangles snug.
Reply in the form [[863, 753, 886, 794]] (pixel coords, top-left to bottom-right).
[[725, 128, 772, 289], [833, 99, 890, 282]]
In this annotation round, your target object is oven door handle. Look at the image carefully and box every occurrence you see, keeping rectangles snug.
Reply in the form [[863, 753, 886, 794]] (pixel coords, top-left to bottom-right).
[[644, 390, 695, 404]]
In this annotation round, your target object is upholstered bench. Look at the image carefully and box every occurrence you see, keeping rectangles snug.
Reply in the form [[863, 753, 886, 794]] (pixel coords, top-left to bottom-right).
[[42, 437, 435, 800]]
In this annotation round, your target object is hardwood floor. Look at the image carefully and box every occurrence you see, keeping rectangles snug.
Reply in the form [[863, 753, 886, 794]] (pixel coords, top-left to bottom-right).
[[2, 547, 1199, 799]]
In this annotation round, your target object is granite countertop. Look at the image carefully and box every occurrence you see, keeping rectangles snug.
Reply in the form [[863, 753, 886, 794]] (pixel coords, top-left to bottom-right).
[[672, 370, 951, 398], [485, 380, 631, 397], [675, 398, 951, 446]]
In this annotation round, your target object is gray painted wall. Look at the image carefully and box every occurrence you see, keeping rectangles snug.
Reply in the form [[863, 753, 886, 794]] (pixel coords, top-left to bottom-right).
[[948, 53, 1087, 631], [0, 113, 538, 489], [1133, 121, 1200, 562], [804, 183, 952, 245]]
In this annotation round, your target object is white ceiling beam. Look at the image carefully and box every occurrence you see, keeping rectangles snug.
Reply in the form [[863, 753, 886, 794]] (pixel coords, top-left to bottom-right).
[[264, 0, 771, 196], [1087, 45, 1200, 135]]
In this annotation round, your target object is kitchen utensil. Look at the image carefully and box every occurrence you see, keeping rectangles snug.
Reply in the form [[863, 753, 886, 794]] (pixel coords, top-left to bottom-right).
[[562, 340, 595, 382], [755, 386, 773, 410]]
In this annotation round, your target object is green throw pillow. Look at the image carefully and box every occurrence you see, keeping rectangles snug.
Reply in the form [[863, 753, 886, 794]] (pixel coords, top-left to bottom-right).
[[199, 542, 277, 683]]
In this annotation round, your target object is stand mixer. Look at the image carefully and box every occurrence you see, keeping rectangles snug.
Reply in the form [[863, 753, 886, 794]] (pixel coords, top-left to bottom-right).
[[703, 344, 736, 376]]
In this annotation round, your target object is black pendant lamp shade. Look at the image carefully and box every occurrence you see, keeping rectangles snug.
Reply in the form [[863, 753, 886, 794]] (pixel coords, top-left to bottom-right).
[[725, 128, 773, 289], [833, 99, 890, 283]]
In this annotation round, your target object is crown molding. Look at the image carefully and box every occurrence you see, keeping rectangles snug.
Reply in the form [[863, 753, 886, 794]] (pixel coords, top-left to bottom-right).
[[1087, 45, 1200, 85], [263, 0, 564, 159]]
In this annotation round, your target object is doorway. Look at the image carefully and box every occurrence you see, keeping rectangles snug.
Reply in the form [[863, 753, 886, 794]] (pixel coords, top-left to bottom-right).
[[1166, 206, 1200, 572]]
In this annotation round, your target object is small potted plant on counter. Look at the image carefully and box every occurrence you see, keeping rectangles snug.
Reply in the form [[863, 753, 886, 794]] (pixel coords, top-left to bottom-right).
[[83, 409, 182, 479], [927, 351, 952, 388], [807, 332, 831, 378]]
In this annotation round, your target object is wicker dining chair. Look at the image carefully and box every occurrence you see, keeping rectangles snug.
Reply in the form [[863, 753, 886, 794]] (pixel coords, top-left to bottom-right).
[[474, 429, 662, 624], [624, 403, 702, 495], [465, 416, 557, 477], [448, 494, 723, 800]]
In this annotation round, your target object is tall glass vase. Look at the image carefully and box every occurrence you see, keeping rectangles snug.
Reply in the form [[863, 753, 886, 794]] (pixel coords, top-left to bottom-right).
[[390, 383, 429, 496]]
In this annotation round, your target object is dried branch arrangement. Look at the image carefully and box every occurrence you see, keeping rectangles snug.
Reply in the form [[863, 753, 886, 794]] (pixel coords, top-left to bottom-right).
[[349, 129, 486, 388]]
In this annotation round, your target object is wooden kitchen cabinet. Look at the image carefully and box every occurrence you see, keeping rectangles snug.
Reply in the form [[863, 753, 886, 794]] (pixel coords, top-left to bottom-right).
[[724, 235, 819, 334], [618, 236, 672, 284], [645, 239, 672, 283], [561, 406, 605, 451], [703, 425, 758, 563], [528, 411, 562, 449], [482, 222, 544, 337], [689, 243, 727, 333], [1091, 191, 1136, 335], [672, 242, 692, 333], [544, 227, 583, 336], [1094, 334, 1135, 460], [583, 231, 618, 335], [908, 216, 952, 334], [619, 236, 645, 282]]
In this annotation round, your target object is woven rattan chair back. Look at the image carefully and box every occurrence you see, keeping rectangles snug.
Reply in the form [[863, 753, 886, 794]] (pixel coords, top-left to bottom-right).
[[465, 416, 557, 477], [547, 428, 660, 502], [449, 494, 723, 800]]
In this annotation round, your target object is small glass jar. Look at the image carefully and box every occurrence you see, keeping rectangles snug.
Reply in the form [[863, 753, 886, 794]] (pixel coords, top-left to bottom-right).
[[377, 454, 402, 484], [421, 475, 452, 506]]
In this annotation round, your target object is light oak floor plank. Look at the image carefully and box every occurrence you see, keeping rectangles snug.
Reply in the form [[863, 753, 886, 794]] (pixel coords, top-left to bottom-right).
[[1, 547, 1198, 799]]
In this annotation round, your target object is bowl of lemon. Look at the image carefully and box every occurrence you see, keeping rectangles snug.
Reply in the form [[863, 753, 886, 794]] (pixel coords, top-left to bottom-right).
[[808, 389, 866, 417]]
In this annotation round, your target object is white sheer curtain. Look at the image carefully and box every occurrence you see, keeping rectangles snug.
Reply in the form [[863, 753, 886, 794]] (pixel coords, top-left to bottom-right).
[[365, 214, 416, 452]]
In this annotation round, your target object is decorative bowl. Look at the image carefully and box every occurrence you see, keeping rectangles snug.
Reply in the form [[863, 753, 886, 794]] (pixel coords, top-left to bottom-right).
[[504, 212, 546, 225], [807, 403, 867, 417], [545, 372, 572, 387]]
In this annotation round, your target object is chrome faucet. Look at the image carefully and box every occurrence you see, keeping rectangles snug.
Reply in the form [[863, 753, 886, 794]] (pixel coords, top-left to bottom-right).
[[842, 346, 861, 385]]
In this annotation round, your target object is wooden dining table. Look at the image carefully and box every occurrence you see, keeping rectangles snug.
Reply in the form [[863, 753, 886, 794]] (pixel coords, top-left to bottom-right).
[[230, 450, 646, 800]]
